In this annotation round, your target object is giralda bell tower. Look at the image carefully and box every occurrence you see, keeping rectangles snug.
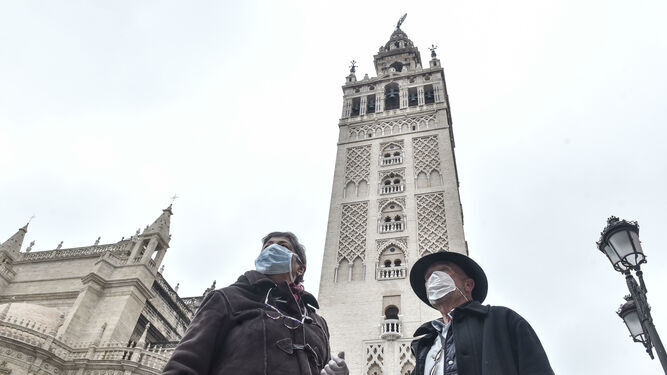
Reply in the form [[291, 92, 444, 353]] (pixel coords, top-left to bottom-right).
[[318, 16, 468, 375]]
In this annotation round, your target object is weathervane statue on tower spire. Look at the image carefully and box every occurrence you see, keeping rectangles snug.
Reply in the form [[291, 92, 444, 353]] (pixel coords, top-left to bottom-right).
[[429, 44, 438, 58], [396, 13, 407, 29]]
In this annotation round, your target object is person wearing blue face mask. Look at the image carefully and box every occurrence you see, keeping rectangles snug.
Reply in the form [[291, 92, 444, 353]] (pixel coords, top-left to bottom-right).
[[162, 231, 348, 375]]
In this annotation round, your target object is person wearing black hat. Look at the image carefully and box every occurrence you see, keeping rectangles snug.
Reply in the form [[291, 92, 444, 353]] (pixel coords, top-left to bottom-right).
[[409, 252, 553, 375]]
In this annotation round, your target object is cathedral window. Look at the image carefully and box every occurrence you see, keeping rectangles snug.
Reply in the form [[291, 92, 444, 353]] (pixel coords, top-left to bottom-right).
[[384, 260, 392, 267], [134, 239, 150, 262], [408, 87, 418, 107], [424, 84, 435, 104], [384, 83, 400, 110]]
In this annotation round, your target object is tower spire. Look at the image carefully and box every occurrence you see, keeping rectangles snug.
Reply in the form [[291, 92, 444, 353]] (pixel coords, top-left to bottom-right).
[[142, 205, 173, 244], [0, 223, 29, 255]]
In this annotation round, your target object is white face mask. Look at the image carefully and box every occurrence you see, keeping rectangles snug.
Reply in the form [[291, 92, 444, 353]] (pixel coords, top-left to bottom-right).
[[426, 271, 458, 306]]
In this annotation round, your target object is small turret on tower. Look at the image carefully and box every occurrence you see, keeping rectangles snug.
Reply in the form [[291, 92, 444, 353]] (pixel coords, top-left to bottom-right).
[[429, 44, 441, 68], [128, 205, 173, 271], [346, 60, 358, 84]]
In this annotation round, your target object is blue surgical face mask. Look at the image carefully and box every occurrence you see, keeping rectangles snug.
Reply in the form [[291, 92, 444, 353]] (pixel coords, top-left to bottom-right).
[[255, 244, 295, 281]]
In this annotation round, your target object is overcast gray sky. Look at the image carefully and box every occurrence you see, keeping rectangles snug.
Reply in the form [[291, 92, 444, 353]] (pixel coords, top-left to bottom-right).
[[2, 1, 667, 373]]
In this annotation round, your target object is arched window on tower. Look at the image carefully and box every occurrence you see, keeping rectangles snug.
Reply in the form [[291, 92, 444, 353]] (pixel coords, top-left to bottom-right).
[[366, 94, 376, 114], [351, 97, 361, 117], [380, 173, 404, 195], [384, 305, 399, 320], [380, 143, 403, 166], [424, 84, 435, 104], [377, 244, 407, 280], [381, 304, 402, 340], [351, 257, 364, 281], [384, 83, 400, 110], [408, 87, 418, 107], [379, 203, 405, 234], [389, 61, 404, 73]]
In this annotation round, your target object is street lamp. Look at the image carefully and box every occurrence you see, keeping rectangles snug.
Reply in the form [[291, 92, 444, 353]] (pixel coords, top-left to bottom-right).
[[618, 296, 650, 347], [598, 216, 667, 373]]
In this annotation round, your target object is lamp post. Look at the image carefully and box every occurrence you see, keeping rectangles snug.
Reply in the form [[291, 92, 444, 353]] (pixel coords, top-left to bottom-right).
[[597, 216, 667, 373]]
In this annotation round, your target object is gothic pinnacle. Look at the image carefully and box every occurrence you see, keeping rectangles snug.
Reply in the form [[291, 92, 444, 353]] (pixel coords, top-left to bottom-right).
[[0, 223, 29, 254]]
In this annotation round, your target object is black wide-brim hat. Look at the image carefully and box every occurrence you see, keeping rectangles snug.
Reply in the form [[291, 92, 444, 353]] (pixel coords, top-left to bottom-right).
[[410, 251, 488, 306]]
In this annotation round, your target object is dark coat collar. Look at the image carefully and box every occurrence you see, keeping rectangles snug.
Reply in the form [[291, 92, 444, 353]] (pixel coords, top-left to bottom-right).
[[413, 301, 489, 337], [234, 270, 320, 309]]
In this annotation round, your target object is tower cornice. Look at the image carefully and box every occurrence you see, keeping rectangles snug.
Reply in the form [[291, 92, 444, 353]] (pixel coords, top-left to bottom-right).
[[342, 66, 444, 90]]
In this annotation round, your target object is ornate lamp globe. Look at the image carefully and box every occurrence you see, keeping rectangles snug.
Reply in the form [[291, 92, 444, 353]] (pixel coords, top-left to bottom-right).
[[618, 297, 649, 345], [598, 216, 645, 272]]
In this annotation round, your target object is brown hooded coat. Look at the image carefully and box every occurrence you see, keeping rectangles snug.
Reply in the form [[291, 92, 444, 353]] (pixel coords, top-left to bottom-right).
[[162, 271, 331, 375]]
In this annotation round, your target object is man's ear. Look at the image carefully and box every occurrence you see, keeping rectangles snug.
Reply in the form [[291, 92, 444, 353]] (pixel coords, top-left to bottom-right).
[[465, 278, 475, 293]]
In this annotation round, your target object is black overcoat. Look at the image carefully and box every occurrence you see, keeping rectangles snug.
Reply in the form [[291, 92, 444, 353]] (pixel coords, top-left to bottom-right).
[[162, 271, 331, 375], [411, 301, 554, 375]]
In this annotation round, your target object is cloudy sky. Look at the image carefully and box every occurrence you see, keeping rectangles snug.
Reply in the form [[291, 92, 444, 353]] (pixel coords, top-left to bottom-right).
[[2, 1, 667, 373]]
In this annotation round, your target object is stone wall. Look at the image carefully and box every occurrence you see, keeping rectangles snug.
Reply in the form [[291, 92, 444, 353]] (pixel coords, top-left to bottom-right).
[[0, 313, 172, 375]]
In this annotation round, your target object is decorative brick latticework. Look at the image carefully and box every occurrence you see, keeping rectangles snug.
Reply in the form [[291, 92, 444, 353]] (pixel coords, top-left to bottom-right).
[[365, 343, 385, 375], [375, 237, 408, 254], [412, 135, 441, 176], [377, 197, 406, 212], [378, 167, 405, 180], [337, 202, 369, 263], [345, 145, 371, 184], [349, 113, 437, 139], [398, 340, 416, 375], [415, 193, 449, 256], [375, 237, 409, 264], [380, 140, 404, 152]]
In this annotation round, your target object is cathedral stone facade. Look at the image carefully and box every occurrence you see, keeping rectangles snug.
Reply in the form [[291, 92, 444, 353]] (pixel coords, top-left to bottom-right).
[[317, 22, 468, 375], [0, 206, 207, 375]]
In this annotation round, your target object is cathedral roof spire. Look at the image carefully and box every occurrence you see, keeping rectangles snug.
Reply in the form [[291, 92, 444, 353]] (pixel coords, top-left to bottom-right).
[[0, 222, 29, 254], [142, 205, 173, 244]]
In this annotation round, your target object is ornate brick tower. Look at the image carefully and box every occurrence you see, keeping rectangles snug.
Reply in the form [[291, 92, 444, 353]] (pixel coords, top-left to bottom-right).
[[318, 17, 468, 375]]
